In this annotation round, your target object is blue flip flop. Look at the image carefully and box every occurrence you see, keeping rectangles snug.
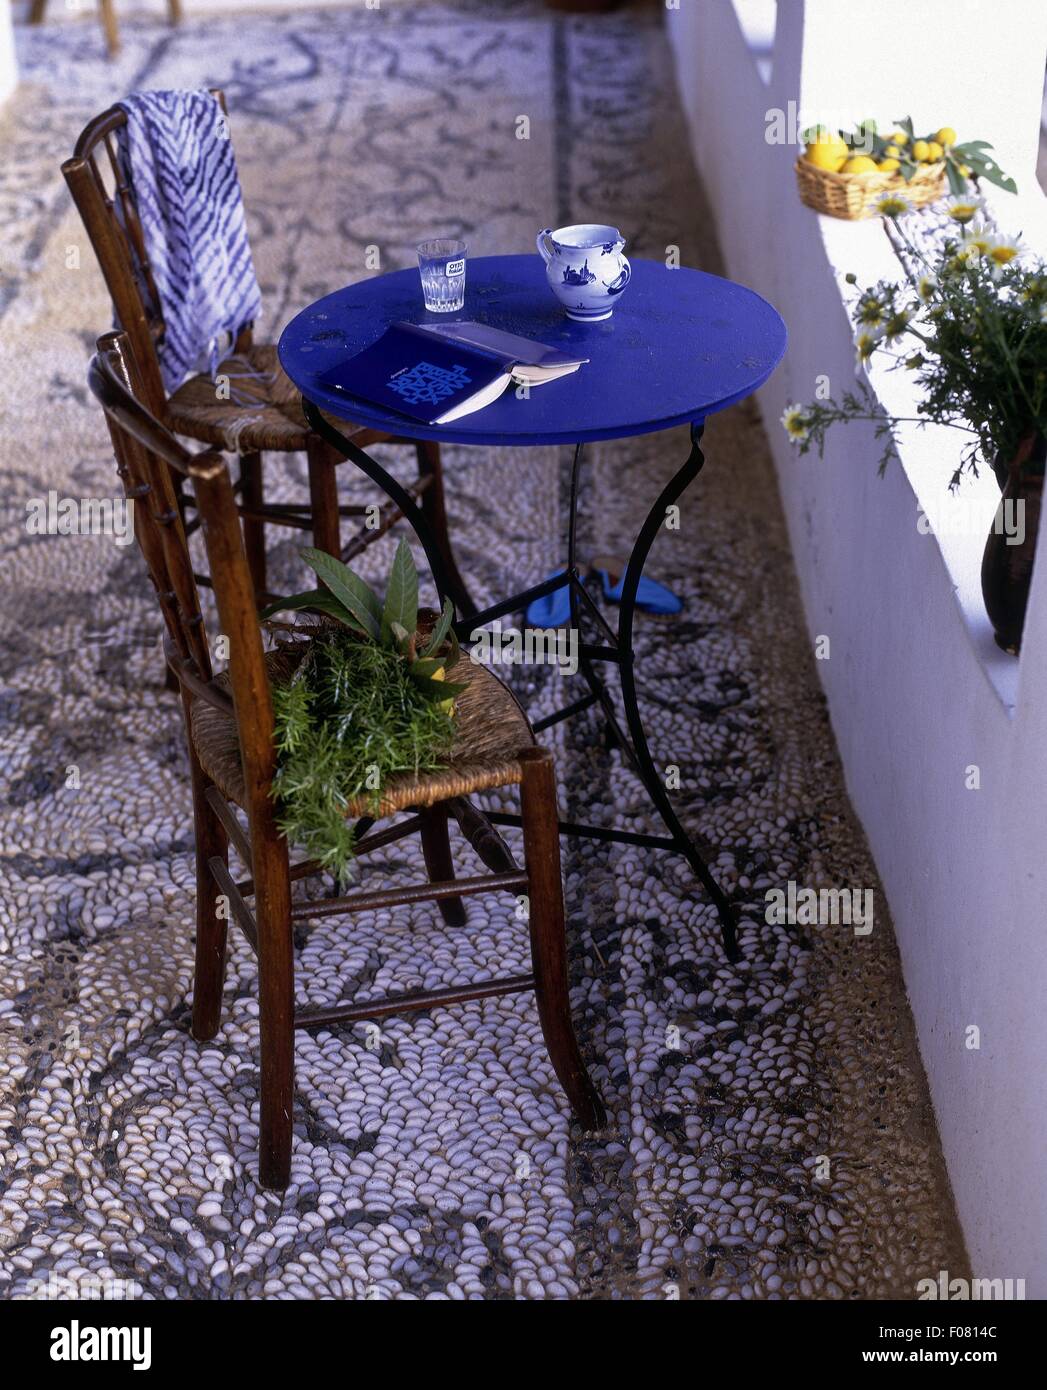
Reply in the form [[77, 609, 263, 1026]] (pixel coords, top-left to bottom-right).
[[525, 569, 573, 628], [594, 557, 682, 616]]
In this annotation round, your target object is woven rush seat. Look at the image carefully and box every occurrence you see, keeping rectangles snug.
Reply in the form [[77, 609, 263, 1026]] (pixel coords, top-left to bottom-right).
[[191, 644, 535, 817], [166, 343, 381, 454]]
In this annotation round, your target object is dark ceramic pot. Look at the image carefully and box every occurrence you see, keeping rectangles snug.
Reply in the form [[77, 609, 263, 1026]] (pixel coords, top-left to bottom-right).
[[981, 432, 1045, 655]]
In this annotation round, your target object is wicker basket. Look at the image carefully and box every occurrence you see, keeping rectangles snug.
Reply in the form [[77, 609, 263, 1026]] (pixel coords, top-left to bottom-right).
[[794, 156, 946, 220]]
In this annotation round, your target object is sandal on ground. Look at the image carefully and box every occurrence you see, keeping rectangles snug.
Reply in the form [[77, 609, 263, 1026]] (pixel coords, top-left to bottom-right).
[[525, 569, 573, 628], [591, 553, 683, 617]]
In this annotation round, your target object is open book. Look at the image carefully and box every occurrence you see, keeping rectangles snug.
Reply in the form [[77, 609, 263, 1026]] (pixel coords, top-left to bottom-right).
[[317, 320, 589, 425]]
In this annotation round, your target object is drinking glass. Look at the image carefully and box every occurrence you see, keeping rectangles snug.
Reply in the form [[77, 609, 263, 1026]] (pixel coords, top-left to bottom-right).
[[417, 239, 467, 313]]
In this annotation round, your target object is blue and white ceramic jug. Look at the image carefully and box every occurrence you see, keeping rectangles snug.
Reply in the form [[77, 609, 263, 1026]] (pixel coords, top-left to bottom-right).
[[536, 224, 632, 322]]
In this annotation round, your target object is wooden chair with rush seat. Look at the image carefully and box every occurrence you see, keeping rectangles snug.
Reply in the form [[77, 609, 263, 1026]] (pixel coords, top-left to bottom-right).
[[88, 330, 605, 1190], [62, 91, 474, 617]]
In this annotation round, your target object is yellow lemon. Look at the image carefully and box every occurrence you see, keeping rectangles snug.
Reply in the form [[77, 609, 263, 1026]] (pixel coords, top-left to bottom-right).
[[956, 163, 971, 177], [841, 155, 879, 174], [926, 140, 944, 162], [431, 666, 455, 716], [911, 139, 931, 162], [935, 126, 957, 147], [883, 144, 901, 159], [888, 130, 910, 147], [878, 158, 900, 173], [804, 134, 847, 172]]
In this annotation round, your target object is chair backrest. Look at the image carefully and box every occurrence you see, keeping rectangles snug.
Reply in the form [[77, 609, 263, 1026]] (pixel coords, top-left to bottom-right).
[[64, 89, 248, 416], [88, 330, 278, 823]]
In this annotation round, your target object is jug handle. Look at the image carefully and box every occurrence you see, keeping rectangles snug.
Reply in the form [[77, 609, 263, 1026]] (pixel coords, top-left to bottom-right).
[[536, 229, 556, 264], [607, 257, 631, 293]]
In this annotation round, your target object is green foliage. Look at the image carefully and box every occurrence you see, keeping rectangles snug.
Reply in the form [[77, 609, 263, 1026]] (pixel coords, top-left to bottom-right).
[[784, 216, 1047, 487], [381, 539, 418, 644], [263, 540, 463, 881], [947, 140, 1017, 195]]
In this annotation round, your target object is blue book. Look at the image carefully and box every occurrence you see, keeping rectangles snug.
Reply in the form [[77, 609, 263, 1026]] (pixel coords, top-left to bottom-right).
[[317, 321, 588, 425]]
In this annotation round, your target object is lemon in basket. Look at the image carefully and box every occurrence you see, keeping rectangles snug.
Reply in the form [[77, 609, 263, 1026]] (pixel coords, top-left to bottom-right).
[[840, 155, 879, 174], [935, 126, 958, 147], [911, 139, 931, 162], [804, 132, 848, 171], [878, 158, 901, 173]]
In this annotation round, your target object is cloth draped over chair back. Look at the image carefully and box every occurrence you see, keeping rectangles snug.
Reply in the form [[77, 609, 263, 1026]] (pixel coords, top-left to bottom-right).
[[116, 88, 263, 394]]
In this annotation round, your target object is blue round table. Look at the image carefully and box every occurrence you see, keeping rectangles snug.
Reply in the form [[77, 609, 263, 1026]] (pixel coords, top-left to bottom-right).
[[279, 255, 787, 959]]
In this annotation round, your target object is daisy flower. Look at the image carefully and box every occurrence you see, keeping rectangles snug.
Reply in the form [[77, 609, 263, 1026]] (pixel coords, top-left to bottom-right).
[[942, 242, 981, 277], [855, 327, 884, 363], [856, 293, 887, 328], [947, 195, 984, 225], [883, 308, 912, 343], [986, 235, 1021, 278], [781, 405, 810, 444], [875, 193, 910, 219], [963, 223, 994, 257]]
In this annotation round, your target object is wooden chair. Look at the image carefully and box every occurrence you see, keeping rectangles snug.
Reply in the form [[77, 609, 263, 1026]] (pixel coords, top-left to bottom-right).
[[29, 0, 182, 59], [63, 93, 474, 616], [88, 330, 605, 1190]]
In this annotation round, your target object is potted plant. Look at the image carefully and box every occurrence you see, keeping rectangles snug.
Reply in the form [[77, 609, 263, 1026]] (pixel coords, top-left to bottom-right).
[[262, 540, 464, 879], [782, 196, 1047, 654]]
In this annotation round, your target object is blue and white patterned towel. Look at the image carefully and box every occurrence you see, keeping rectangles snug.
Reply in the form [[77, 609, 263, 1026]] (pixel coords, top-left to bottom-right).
[[117, 89, 262, 395]]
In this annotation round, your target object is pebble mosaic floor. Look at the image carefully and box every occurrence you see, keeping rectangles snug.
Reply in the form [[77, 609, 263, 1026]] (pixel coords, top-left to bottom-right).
[[0, 0, 968, 1299]]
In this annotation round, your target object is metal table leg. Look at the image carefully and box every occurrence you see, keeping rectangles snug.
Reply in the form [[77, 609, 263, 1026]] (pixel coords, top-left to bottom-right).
[[303, 399, 475, 616], [609, 423, 739, 959]]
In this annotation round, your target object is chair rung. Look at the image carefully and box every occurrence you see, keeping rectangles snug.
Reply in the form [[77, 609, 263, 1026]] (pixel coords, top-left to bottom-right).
[[208, 856, 258, 953], [341, 506, 403, 561], [485, 810, 677, 851], [289, 869, 528, 922], [204, 785, 252, 865], [237, 506, 313, 531], [243, 502, 376, 520], [235, 815, 424, 897], [294, 971, 536, 1030]]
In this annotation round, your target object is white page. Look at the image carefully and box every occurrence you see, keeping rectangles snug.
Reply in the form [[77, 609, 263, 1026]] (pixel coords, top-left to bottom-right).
[[511, 361, 582, 385], [435, 371, 513, 424]]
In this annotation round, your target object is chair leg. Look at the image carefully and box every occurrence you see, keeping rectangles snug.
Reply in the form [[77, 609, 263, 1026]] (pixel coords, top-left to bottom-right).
[[306, 437, 342, 558], [253, 831, 296, 1191], [99, 0, 120, 56], [29, 0, 47, 24], [415, 441, 477, 619], [420, 806, 467, 927], [168, 0, 183, 24], [238, 452, 267, 601], [518, 748, 607, 1130], [184, 707, 229, 1041]]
